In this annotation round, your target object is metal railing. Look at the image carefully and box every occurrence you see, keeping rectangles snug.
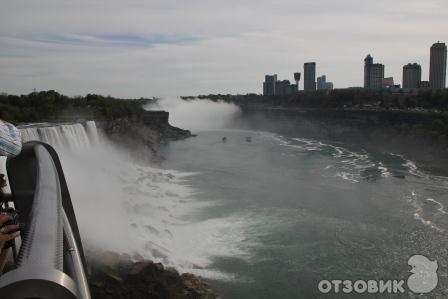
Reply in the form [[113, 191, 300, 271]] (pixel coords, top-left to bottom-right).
[[0, 142, 91, 299]]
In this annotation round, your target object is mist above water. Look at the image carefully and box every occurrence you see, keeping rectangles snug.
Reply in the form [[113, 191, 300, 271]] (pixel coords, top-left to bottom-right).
[[18, 120, 248, 280], [146, 97, 241, 131]]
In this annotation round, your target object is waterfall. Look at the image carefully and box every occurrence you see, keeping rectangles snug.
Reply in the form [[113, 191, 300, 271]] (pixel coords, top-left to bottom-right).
[[20, 122, 98, 151], [85, 121, 99, 146], [14, 119, 239, 280]]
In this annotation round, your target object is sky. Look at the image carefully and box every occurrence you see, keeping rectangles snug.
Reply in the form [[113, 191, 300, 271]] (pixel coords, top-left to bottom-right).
[[0, 0, 447, 98]]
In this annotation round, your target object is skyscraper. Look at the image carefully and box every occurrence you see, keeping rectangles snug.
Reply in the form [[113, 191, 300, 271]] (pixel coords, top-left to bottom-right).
[[317, 75, 326, 90], [429, 42, 447, 89], [403, 63, 422, 89], [263, 74, 297, 96], [263, 74, 277, 96], [304, 62, 316, 91], [364, 54, 384, 89], [317, 75, 334, 90]]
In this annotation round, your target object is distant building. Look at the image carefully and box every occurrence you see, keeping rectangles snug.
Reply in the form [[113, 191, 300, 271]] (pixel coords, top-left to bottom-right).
[[429, 42, 447, 89], [402, 63, 422, 89], [263, 75, 297, 96], [304, 62, 316, 91], [317, 75, 334, 90], [364, 54, 385, 89], [317, 75, 326, 90], [294, 72, 301, 91], [263, 74, 277, 96], [275, 80, 297, 96], [382, 77, 394, 89]]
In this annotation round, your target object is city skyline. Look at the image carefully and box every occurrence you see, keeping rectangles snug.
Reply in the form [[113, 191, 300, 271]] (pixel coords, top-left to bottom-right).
[[266, 41, 445, 94], [0, 0, 447, 97]]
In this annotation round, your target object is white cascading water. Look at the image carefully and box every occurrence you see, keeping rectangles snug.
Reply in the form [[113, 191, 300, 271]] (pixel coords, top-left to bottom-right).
[[18, 120, 244, 280]]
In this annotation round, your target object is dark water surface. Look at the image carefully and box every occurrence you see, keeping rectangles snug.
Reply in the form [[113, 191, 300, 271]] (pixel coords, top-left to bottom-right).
[[160, 120, 448, 298]]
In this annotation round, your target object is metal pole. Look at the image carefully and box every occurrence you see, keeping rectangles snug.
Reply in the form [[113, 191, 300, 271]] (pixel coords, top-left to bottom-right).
[[63, 210, 91, 299]]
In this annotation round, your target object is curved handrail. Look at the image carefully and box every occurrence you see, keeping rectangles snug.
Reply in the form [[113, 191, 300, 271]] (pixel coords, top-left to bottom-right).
[[0, 142, 91, 299]]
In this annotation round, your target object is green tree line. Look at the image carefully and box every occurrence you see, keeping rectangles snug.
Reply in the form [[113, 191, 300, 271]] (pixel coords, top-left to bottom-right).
[[188, 89, 448, 110], [0, 90, 153, 124]]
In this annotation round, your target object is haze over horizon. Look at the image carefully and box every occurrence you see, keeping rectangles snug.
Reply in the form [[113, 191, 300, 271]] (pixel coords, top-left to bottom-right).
[[1, 0, 447, 98]]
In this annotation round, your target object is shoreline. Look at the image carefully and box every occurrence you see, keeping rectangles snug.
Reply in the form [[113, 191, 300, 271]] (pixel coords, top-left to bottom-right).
[[236, 105, 448, 176]]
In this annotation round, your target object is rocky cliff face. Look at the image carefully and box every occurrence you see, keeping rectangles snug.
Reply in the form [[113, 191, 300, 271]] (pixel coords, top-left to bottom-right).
[[98, 110, 191, 160]]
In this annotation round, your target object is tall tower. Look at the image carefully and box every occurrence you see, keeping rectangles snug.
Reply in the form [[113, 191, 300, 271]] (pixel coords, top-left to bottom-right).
[[364, 54, 373, 88], [304, 62, 316, 91], [294, 72, 301, 91], [429, 42, 447, 89], [364, 54, 384, 89], [403, 63, 422, 89], [263, 74, 277, 96]]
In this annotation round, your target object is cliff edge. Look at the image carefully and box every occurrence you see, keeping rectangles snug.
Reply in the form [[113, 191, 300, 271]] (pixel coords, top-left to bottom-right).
[[98, 110, 192, 160]]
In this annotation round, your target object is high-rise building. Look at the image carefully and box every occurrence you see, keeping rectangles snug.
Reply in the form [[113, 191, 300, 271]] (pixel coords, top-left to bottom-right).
[[263, 74, 277, 96], [364, 54, 385, 89], [402, 63, 422, 89], [277, 80, 297, 96], [317, 75, 326, 90], [317, 75, 334, 90], [263, 74, 297, 96], [429, 42, 447, 89], [304, 62, 316, 91]]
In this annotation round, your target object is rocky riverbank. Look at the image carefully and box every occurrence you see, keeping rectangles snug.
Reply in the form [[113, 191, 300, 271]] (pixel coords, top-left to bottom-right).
[[87, 252, 216, 299]]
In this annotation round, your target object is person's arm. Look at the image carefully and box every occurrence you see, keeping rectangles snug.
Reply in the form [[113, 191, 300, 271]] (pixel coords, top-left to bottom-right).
[[0, 215, 20, 248], [0, 214, 20, 274], [0, 247, 9, 273]]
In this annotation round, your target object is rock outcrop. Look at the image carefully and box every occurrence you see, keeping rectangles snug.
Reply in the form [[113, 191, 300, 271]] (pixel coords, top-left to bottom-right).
[[98, 110, 191, 160], [87, 252, 217, 299]]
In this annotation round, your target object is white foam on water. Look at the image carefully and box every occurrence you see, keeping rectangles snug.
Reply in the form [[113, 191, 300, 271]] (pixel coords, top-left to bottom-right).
[[405, 191, 444, 232], [378, 162, 391, 178], [17, 121, 249, 281], [403, 160, 420, 177], [335, 171, 359, 183], [425, 198, 448, 215], [277, 135, 390, 184]]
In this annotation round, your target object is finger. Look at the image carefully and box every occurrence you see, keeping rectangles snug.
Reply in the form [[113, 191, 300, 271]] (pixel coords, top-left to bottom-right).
[[0, 231, 20, 242], [0, 215, 13, 225], [7, 231, 20, 240], [1, 231, 20, 241], [0, 225, 19, 234]]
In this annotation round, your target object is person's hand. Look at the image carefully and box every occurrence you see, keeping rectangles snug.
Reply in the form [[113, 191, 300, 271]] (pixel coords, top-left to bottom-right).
[[0, 214, 20, 249]]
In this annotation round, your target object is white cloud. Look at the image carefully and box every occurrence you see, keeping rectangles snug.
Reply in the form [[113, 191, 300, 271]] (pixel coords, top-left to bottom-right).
[[0, 0, 447, 96]]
